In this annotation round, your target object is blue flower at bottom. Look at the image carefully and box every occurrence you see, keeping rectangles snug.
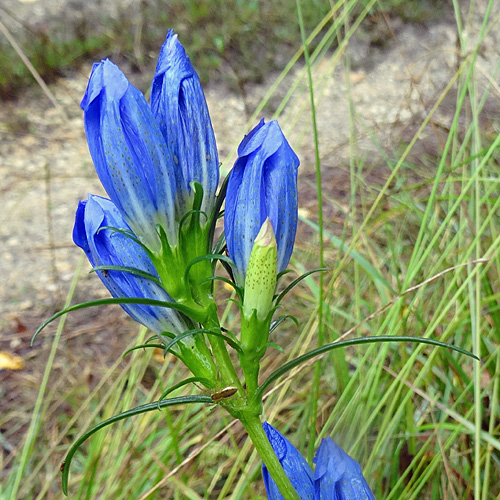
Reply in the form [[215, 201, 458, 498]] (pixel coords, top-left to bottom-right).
[[263, 423, 375, 500], [262, 422, 314, 499], [313, 438, 375, 499]]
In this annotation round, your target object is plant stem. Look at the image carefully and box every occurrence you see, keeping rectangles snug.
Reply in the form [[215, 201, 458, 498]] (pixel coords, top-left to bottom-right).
[[204, 305, 242, 390], [241, 414, 301, 500]]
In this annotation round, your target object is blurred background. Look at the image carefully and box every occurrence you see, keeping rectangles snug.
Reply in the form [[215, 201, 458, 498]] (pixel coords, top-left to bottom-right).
[[1, 0, 500, 499]]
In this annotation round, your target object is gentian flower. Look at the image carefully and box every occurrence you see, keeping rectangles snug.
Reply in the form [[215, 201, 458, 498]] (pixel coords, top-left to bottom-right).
[[313, 439, 375, 499], [262, 422, 314, 499], [81, 30, 219, 255], [79, 31, 224, 314], [225, 119, 299, 286], [81, 59, 178, 253], [151, 30, 219, 220], [73, 194, 217, 384], [262, 423, 375, 500]]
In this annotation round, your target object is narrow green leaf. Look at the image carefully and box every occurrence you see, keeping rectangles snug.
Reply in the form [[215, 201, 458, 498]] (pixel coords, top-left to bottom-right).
[[201, 276, 243, 301], [184, 254, 235, 284], [277, 269, 296, 280], [163, 328, 242, 354], [178, 209, 208, 230], [274, 268, 327, 305], [190, 181, 205, 213], [211, 231, 226, 256], [256, 336, 479, 399], [122, 343, 165, 359], [98, 226, 151, 256], [157, 377, 211, 408], [208, 172, 229, 248], [32, 298, 197, 345], [60, 395, 213, 495], [269, 315, 299, 333], [227, 297, 243, 313], [266, 342, 285, 354], [90, 265, 162, 286], [218, 254, 236, 282]]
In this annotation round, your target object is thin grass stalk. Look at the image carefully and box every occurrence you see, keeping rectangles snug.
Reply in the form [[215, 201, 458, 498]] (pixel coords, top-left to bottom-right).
[[7, 255, 84, 499], [295, 0, 325, 463], [481, 349, 500, 499]]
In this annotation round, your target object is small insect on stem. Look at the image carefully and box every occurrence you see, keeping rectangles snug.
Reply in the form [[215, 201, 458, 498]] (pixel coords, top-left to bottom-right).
[[211, 386, 238, 402], [59, 461, 66, 472]]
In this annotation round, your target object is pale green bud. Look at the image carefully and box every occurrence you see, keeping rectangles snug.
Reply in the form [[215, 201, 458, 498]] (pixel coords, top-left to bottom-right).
[[243, 218, 277, 321]]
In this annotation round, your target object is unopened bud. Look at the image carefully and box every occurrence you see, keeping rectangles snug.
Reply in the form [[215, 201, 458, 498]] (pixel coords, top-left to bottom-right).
[[243, 218, 277, 320]]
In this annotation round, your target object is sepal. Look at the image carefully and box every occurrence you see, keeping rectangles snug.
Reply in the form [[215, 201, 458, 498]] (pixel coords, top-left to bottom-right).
[[243, 218, 278, 321]]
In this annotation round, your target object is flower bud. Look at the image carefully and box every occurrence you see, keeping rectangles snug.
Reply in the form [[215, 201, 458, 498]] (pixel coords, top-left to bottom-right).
[[151, 30, 219, 220], [81, 59, 177, 253], [225, 119, 299, 287], [243, 219, 277, 321]]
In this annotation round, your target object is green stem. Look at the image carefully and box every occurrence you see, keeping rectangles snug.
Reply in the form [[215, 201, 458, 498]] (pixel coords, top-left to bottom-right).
[[241, 414, 301, 500], [204, 305, 242, 390], [239, 313, 269, 398], [240, 353, 260, 398]]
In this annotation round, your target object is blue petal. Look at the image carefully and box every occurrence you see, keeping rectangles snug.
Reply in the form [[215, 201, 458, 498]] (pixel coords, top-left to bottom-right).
[[313, 438, 375, 500], [262, 423, 314, 500], [81, 59, 177, 252], [73, 194, 188, 335], [151, 30, 219, 219], [225, 120, 299, 285], [73, 200, 91, 256]]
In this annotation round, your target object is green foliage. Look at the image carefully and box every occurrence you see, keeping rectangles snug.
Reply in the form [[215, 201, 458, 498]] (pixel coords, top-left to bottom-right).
[[0, 32, 106, 99]]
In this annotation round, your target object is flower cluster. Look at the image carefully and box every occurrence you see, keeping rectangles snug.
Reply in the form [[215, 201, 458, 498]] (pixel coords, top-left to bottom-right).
[[263, 423, 375, 499], [69, 28, 334, 500], [74, 29, 299, 389]]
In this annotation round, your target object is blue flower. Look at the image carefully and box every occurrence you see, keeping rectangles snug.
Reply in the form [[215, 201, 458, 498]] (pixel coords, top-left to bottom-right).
[[225, 119, 299, 286], [313, 438, 375, 499], [151, 30, 219, 220], [263, 423, 375, 500], [80, 31, 219, 254], [81, 59, 178, 253], [73, 194, 217, 384], [73, 194, 188, 335], [262, 422, 314, 499]]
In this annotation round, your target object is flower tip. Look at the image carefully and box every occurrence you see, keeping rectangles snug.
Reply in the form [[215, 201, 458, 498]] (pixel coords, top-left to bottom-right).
[[81, 59, 129, 111], [72, 200, 89, 252], [314, 437, 375, 500], [254, 218, 276, 248], [156, 29, 191, 77]]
